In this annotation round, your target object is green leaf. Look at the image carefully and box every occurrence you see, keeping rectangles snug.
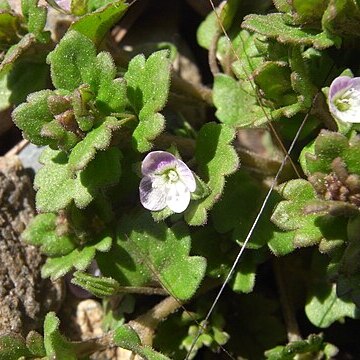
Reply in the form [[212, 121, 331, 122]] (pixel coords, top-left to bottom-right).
[[300, 130, 360, 176], [305, 253, 359, 328], [71, 271, 120, 297], [6, 60, 49, 105], [22, 213, 77, 256], [271, 179, 348, 248], [94, 52, 127, 114], [24, 0, 48, 42], [43, 312, 76, 359], [26, 331, 45, 357], [242, 13, 335, 50], [0, 33, 36, 74], [113, 324, 141, 348], [47, 30, 97, 91], [97, 211, 206, 301], [213, 73, 270, 127], [12, 89, 56, 146], [265, 334, 334, 360], [184, 123, 239, 226], [0, 333, 31, 360], [322, 0, 360, 38], [70, 0, 128, 45], [42, 234, 112, 279], [291, 0, 328, 23], [114, 325, 171, 360], [254, 61, 297, 107], [34, 147, 121, 212], [124, 50, 171, 152], [68, 117, 122, 171], [212, 170, 294, 253], [0, 11, 20, 45]]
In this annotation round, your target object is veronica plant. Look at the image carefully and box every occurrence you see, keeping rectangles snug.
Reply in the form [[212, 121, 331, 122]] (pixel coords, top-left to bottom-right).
[[4, 0, 360, 359]]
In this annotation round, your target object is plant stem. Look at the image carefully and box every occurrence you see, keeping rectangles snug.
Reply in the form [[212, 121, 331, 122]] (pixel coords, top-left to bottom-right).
[[273, 257, 302, 343]]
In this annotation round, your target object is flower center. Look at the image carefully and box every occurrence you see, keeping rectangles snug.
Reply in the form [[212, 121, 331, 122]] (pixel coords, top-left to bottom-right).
[[166, 169, 179, 183], [335, 88, 360, 112]]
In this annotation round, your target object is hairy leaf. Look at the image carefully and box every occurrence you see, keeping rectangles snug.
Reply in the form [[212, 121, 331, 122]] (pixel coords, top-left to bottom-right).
[[184, 123, 239, 226], [68, 117, 122, 171], [124, 50, 171, 152], [22, 213, 77, 256], [43, 312, 76, 359], [242, 13, 335, 49], [97, 211, 206, 301], [271, 179, 347, 248], [34, 147, 121, 212], [70, 0, 128, 45], [213, 73, 269, 127], [42, 234, 112, 279], [12, 89, 56, 145]]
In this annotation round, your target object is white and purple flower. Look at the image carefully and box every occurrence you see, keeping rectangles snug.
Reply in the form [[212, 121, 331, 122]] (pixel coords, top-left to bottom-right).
[[139, 151, 196, 213], [329, 76, 360, 123]]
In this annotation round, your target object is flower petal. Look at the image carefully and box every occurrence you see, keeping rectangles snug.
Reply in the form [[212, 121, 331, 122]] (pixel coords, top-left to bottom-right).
[[139, 176, 167, 211], [329, 76, 353, 100], [166, 181, 191, 213], [176, 159, 196, 192], [141, 151, 177, 176]]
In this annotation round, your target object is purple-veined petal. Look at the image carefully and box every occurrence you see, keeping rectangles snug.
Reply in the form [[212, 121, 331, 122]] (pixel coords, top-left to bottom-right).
[[329, 76, 360, 123], [166, 181, 191, 213], [329, 76, 353, 100], [176, 159, 196, 192], [141, 151, 177, 176], [140, 176, 168, 211]]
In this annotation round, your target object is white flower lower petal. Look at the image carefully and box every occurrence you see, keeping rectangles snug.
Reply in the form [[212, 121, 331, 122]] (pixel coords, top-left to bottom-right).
[[176, 159, 196, 192], [139, 176, 167, 211], [166, 181, 191, 213]]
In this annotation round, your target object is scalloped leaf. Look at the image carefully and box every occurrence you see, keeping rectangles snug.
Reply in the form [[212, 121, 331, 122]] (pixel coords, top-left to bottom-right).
[[124, 50, 171, 152], [271, 179, 348, 248], [22, 213, 77, 257], [12, 89, 56, 145], [300, 130, 360, 176], [70, 0, 128, 45], [184, 123, 239, 226], [97, 211, 206, 301], [34, 147, 121, 212], [41, 234, 112, 279], [213, 73, 270, 127], [68, 117, 122, 171], [242, 13, 335, 50], [47, 30, 97, 92], [43, 312, 76, 359], [94, 52, 128, 114]]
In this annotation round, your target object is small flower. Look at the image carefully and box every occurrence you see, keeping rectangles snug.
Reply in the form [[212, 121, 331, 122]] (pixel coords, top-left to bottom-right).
[[329, 76, 360, 123], [139, 151, 196, 213]]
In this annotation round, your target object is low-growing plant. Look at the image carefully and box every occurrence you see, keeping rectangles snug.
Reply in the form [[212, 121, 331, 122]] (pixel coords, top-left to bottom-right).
[[2, 0, 360, 359]]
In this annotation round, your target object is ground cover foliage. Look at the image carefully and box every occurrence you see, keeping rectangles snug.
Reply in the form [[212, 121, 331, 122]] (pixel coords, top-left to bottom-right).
[[2, 0, 360, 358]]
